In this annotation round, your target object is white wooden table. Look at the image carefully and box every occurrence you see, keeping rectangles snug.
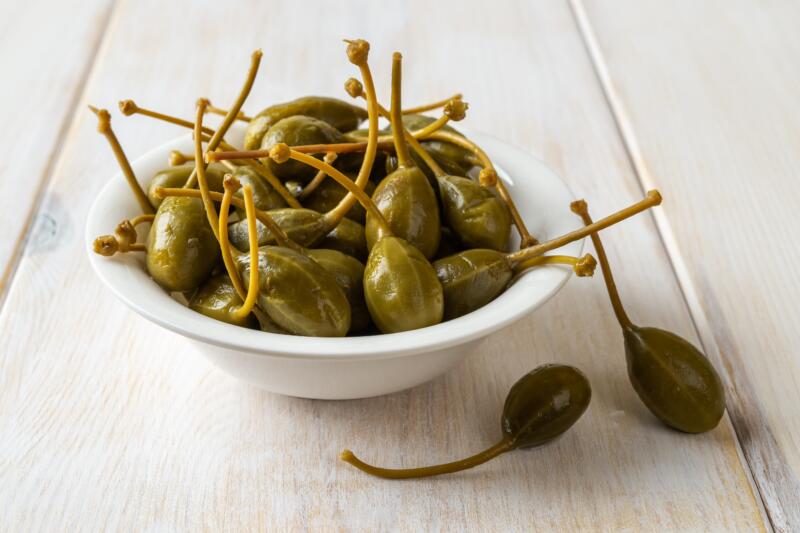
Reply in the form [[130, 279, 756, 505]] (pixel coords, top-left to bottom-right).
[[1, 0, 798, 530]]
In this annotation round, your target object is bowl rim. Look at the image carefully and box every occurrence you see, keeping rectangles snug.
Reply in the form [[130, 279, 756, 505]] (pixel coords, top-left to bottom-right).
[[86, 126, 583, 361]]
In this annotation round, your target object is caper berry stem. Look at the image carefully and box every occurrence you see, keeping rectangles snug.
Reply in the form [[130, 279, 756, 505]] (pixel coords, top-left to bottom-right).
[[200, 98, 252, 122], [272, 145, 393, 236], [340, 437, 513, 479], [423, 130, 536, 247], [209, 140, 393, 160], [345, 76, 462, 116], [88, 106, 154, 214], [506, 191, 662, 267], [194, 100, 221, 242], [298, 152, 337, 200], [95, 213, 156, 256], [119, 100, 217, 137], [120, 100, 300, 208], [233, 184, 260, 319], [403, 93, 463, 115], [129, 214, 155, 226], [193, 49, 262, 186], [404, 128, 446, 177], [92, 234, 146, 256], [155, 187, 299, 251], [570, 200, 634, 329], [324, 39, 381, 224], [513, 253, 597, 277], [411, 115, 452, 139], [169, 150, 192, 166], [389, 52, 414, 169], [217, 176, 248, 299]]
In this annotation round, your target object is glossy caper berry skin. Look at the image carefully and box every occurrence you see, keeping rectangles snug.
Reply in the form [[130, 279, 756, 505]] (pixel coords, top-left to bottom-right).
[[237, 246, 351, 337], [366, 167, 441, 259], [146, 196, 219, 292], [434, 226, 463, 260], [244, 96, 367, 150], [232, 165, 287, 213], [228, 208, 328, 250], [384, 115, 477, 177], [502, 364, 592, 449], [433, 249, 512, 320], [624, 326, 726, 433], [318, 218, 368, 261], [306, 248, 370, 333], [261, 116, 346, 181], [189, 275, 258, 329], [303, 175, 375, 224], [147, 164, 226, 208], [363, 236, 444, 333], [438, 175, 511, 251]]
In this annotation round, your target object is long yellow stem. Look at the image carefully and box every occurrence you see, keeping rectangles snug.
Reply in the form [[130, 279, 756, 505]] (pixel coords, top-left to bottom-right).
[[233, 185, 260, 319], [506, 191, 662, 266], [89, 106, 154, 214], [340, 438, 513, 479], [121, 100, 300, 208], [156, 187, 298, 251], [403, 93, 463, 114], [194, 101, 220, 242], [188, 49, 262, 188], [299, 152, 337, 200], [201, 98, 252, 122], [275, 147, 392, 236], [324, 39, 380, 225], [389, 52, 413, 169], [512, 254, 597, 277], [570, 200, 634, 329], [218, 181, 248, 300]]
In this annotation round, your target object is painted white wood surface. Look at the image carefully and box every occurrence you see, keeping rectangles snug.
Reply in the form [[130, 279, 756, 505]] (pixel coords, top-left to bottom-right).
[[0, 0, 115, 298], [0, 0, 769, 530], [574, 1, 800, 529]]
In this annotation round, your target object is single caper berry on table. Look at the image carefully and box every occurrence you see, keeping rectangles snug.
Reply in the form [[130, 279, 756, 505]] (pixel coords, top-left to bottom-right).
[[571, 200, 726, 433], [341, 363, 592, 479]]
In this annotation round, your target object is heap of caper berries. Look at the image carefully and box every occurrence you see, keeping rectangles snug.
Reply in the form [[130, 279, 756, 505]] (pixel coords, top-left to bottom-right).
[[91, 40, 726, 479]]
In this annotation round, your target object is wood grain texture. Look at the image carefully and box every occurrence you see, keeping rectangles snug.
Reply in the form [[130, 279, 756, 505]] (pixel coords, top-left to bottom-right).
[[0, 0, 766, 530], [573, 1, 800, 530], [0, 0, 115, 300]]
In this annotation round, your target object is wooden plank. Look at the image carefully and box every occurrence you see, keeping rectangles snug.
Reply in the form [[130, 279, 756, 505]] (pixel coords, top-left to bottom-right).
[[0, 0, 766, 530], [0, 0, 115, 300], [572, 1, 800, 529]]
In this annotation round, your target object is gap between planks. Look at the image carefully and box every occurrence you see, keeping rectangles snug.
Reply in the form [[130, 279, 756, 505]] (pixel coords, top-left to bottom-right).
[[0, 0, 121, 310], [567, 0, 793, 531]]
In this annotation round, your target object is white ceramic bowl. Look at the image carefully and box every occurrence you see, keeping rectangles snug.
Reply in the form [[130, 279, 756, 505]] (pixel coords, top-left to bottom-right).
[[86, 125, 582, 399]]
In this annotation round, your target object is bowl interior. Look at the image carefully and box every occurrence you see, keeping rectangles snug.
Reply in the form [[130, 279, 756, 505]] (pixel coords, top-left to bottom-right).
[[86, 124, 582, 359]]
